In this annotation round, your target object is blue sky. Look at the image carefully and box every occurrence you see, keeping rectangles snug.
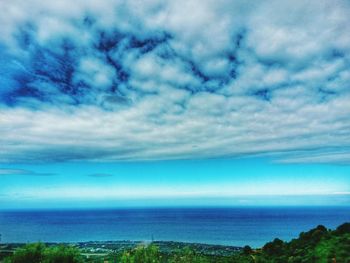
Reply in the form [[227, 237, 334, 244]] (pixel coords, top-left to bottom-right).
[[0, 0, 350, 208], [1, 158, 350, 208]]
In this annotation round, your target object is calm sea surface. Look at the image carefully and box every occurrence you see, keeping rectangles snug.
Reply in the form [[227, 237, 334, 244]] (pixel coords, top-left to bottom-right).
[[0, 207, 349, 247]]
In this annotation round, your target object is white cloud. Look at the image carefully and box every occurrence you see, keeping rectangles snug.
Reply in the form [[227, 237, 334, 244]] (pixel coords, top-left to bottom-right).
[[0, 0, 349, 164], [75, 56, 116, 91]]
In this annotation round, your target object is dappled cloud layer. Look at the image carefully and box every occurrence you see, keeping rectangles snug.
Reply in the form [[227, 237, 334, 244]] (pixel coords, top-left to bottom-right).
[[0, 0, 350, 163]]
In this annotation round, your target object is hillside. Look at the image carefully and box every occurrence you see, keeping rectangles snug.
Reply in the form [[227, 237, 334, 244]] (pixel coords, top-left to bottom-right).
[[1, 222, 350, 262]]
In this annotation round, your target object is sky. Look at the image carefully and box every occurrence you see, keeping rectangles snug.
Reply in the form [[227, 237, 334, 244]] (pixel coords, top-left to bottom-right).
[[0, 0, 350, 208]]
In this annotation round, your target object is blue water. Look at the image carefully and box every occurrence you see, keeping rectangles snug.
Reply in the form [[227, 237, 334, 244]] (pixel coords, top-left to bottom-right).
[[0, 207, 349, 247]]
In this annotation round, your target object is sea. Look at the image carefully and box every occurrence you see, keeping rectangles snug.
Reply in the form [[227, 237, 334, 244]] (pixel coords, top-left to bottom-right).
[[0, 207, 349, 247]]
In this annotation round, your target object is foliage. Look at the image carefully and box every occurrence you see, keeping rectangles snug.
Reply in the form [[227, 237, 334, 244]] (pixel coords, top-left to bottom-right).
[[43, 245, 84, 263], [242, 245, 253, 255], [254, 222, 350, 263], [4, 243, 83, 263], [120, 244, 162, 263], [168, 247, 210, 263]]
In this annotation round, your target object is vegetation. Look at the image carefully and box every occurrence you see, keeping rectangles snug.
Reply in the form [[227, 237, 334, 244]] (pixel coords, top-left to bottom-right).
[[3, 243, 83, 263], [255, 223, 350, 263], [3, 222, 350, 263]]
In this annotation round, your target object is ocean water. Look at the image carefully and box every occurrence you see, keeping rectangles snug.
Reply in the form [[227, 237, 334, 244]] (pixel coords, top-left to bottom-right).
[[0, 207, 349, 247]]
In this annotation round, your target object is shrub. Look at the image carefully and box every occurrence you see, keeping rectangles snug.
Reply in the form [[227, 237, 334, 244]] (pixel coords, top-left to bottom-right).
[[6, 243, 83, 263]]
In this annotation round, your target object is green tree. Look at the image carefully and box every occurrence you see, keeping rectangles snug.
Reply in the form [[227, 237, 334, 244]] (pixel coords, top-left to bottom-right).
[[242, 245, 253, 255], [335, 222, 350, 235], [262, 238, 285, 257], [8, 243, 45, 263], [43, 245, 83, 263]]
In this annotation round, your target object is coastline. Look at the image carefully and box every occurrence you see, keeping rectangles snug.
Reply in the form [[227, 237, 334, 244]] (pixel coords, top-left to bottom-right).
[[0, 241, 242, 261], [0, 240, 242, 253]]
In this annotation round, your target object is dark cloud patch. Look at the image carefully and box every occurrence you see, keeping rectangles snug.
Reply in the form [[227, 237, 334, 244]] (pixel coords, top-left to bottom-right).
[[253, 89, 272, 102], [128, 33, 171, 54], [6, 38, 82, 107], [95, 30, 125, 52], [1, 21, 181, 108]]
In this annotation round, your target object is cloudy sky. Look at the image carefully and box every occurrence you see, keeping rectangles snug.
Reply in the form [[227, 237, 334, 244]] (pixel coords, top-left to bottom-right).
[[0, 0, 350, 208]]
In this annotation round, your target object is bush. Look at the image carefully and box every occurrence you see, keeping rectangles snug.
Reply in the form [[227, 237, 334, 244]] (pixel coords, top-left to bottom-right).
[[43, 245, 83, 263], [120, 244, 161, 263], [6, 243, 83, 263], [8, 243, 45, 263]]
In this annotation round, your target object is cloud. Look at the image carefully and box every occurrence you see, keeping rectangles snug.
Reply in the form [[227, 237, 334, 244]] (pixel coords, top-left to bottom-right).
[[0, 168, 55, 176], [0, 0, 349, 164], [277, 151, 350, 165]]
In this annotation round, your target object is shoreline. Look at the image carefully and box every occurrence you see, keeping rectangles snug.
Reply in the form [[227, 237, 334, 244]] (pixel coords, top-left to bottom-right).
[[0, 240, 243, 258]]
